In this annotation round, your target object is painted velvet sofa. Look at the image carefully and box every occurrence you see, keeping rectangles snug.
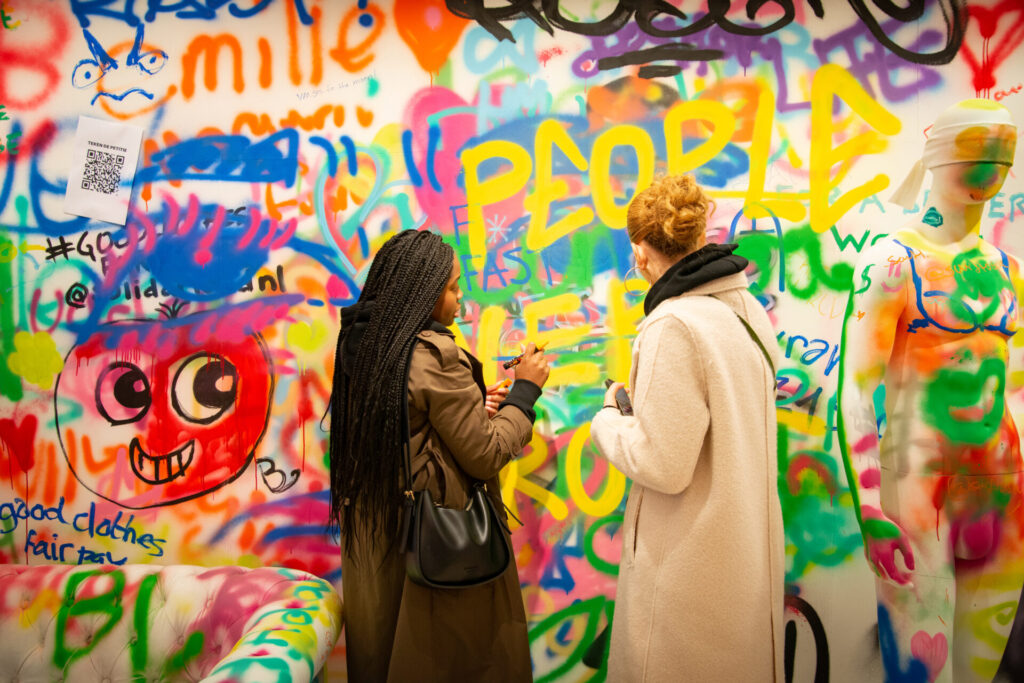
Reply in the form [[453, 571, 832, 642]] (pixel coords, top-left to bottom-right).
[[0, 564, 343, 682]]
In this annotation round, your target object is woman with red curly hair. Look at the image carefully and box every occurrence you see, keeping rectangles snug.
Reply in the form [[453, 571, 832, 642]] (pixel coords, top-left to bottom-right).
[[590, 175, 784, 681]]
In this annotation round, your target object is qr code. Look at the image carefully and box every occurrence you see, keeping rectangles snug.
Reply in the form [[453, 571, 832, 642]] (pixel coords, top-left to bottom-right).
[[82, 148, 125, 195]]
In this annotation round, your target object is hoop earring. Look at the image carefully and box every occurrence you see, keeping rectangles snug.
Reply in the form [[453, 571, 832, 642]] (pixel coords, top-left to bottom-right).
[[623, 266, 648, 297]]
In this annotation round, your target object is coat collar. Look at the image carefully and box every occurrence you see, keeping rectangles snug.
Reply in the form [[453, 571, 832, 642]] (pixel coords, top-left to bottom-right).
[[637, 271, 751, 332], [417, 322, 486, 398], [642, 243, 747, 316], [420, 319, 454, 337]]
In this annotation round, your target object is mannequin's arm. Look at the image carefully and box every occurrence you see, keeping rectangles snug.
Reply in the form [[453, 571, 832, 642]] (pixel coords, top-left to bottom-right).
[[838, 240, 915, 584]]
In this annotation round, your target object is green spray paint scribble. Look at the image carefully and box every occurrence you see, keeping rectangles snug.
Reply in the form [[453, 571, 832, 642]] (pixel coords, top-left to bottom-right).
[[922, 357, 1005, 446], [131, 573, 159, 680], [529, 596, 609, 682], [736, 224, 853, 301], [165, 631, 205, 677], [0, 516, 17, 560], [922, 207, 944, 227], [946, 248, 1014, 326], [964, 163, 1002, 190], [783, 225, 855, 299], [0, 230, 22, 401], [13, 196, 30, 335], [862, 518, 901, 539], [583, 514, 621, 576], [130, 573, 203, 680], [435, 60, 454, 90], [54, 569, 126, 669], [775, 367, 813, 407], [207, 656, 293, 683], [776, 426, 861, 582], [967, 598, 1019, 679], [836, 287, 869, 539]]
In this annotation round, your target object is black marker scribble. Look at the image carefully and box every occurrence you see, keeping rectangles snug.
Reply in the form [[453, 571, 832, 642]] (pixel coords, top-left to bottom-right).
[[257, 457, 301, 493], [447, 0, 967, 79]]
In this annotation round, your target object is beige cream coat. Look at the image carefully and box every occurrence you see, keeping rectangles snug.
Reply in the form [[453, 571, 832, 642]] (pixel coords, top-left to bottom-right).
[[590, 272, 784, 682]]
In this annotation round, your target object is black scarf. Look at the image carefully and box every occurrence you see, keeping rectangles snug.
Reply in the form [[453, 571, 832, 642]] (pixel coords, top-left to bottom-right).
[[643, 243, 749, 316]]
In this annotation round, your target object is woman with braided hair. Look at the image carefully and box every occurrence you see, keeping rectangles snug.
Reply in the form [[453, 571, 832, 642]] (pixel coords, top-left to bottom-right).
[[590, 175, 783, 681], [329, 229, 550, 682]]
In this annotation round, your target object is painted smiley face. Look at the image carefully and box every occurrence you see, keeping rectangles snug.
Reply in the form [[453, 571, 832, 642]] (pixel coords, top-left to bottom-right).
[[54, 318, 274, 508]]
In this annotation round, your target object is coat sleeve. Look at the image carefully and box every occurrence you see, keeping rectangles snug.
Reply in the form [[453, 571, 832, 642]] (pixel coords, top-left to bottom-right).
[[590, 317, 709, 495], [408, 340, 535, 481]]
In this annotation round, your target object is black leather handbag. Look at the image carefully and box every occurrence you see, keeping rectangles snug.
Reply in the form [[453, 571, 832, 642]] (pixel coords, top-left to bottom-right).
[[403, 482, 512, 588], [399, 344, 512, 589]]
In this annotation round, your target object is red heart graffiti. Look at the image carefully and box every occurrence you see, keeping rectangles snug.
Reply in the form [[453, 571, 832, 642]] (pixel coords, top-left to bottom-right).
[[910, 630, 948, 683], [960, 1, 1024, 94], [0, 414, 37, 472]]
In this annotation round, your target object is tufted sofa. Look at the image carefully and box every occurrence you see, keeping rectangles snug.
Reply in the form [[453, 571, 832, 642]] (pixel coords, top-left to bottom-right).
[[0, 564, 343, 683]]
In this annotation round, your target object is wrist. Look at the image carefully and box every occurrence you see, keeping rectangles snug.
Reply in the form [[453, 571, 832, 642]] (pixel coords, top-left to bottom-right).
[[860, 502, 884, 519]]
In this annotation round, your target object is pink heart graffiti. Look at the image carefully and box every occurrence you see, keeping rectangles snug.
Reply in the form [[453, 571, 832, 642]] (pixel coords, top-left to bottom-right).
[[911, 630, 948, 683]]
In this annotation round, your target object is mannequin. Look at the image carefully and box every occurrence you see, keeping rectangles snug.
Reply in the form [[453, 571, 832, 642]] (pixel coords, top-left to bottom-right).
[[838, 99, 1023, 681]]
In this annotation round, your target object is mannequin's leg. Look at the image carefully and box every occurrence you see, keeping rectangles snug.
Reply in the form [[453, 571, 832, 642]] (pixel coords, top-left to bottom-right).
[[875, 531, 955, 683], [950, 475, 1024, 681], [876, 473, 956, 683]]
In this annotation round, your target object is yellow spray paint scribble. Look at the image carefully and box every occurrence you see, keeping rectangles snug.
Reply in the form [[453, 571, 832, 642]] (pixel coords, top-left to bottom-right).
[[286, 320, 329, 351], [809, 64, 901, 233], [501, 431, 570, 524], [777, 407, 828, 438], [6, 331, 64, 390], [565, 423, 627, 518], [462, 64, 902, 267], [524, 119, 594, 252]]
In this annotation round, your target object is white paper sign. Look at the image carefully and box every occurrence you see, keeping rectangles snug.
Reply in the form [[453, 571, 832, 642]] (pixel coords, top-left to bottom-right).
[[63, 116, 144, 226]]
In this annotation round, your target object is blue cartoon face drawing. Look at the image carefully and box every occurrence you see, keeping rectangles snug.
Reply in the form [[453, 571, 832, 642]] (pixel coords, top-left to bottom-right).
[[72, 21, 177, 119]]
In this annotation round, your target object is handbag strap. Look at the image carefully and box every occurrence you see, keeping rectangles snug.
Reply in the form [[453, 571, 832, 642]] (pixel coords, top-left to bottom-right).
[[398, 339, 483, 497], [400, 340, 417, 501], [399, 339, 515, 525], [709, 295, 776, 379]]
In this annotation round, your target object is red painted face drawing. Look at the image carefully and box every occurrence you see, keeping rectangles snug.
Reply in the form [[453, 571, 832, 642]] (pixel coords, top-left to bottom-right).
[[54, 313, 274, 508]]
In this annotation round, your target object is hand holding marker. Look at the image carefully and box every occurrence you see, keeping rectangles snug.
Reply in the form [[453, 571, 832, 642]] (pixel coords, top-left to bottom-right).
[[502, 342, 551, 389], [503, 343, 547, 369]]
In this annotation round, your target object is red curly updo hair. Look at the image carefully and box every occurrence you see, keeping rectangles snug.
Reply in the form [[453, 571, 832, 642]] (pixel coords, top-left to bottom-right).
[[626, 175, 714, 257]]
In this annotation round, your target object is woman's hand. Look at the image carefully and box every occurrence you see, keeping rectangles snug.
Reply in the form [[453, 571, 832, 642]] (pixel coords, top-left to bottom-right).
[[514, 342, 551, 388], [603, 381, 627, 409], [484, 381, 510, 418]]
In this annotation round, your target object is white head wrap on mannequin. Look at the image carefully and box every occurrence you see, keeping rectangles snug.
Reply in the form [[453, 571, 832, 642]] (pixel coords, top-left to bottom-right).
[[889, 99, 1017, 209]]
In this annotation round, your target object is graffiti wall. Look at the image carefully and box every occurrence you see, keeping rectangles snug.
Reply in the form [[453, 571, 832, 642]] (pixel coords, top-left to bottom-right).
[[1, 0, 1022, 680]]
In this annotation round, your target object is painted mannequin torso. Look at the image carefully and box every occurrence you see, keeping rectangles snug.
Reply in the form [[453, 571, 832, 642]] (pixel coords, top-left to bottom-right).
[[882, 231, 1019, 473]]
